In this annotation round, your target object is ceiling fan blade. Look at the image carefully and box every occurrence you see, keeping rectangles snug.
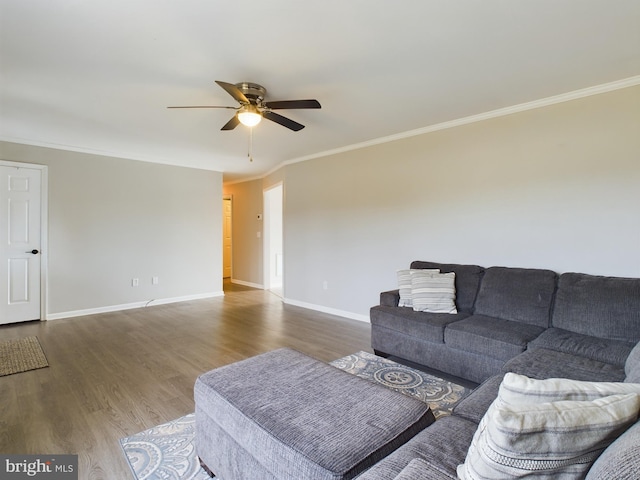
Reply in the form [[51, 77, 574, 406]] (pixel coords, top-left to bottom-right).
[[264, 99, 321, 110], [221, 115, 240, 131], [167, 105, 237, 109], [262, 111, 305, 131], [215, 80, 250, 104]]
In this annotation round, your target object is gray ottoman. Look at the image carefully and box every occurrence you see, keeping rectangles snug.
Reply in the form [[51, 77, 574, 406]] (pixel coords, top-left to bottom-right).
[[194, 348, 435, 480]]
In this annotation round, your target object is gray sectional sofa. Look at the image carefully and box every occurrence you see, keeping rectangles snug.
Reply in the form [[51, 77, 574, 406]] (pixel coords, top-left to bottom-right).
[[362, 261, 640, 479]]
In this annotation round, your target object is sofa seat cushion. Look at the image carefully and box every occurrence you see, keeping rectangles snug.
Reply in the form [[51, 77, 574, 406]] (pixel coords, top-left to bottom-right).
[[355, 415, 477, 480], [528, 327, 635, 367], [409, 262, 484, 313], [370, 306, 469, 343], [552, 272, 640, 343], [392, 458, 456, 480], [453, 374, 503, 424], [473, 267, 557, 327], [503, 348, 626, 382], [444, 315, 546, 361]]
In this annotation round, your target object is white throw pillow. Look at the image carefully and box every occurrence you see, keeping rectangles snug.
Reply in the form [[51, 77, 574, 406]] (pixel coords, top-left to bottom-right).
[[457, 374, 640, 480], [397, 269, 439, 307], [500, 372, 640, 404], [411, 271, 457, 314], [458, 394, 640, 480]]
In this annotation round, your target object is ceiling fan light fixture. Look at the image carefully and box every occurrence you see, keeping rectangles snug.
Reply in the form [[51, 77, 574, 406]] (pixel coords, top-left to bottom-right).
[[237, 105, 262, 127]]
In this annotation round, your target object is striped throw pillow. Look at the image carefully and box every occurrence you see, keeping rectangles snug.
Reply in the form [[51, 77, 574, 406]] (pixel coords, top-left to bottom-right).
[[397, 269, 439, 307], [457, 374, 640, 480], [411, 271, 457, 314], [499, 373, 640, 404]]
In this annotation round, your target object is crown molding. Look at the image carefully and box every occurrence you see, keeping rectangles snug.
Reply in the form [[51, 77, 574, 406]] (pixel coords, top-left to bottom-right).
[[278, 75, 640, 170], [5, 75, 639, 186]]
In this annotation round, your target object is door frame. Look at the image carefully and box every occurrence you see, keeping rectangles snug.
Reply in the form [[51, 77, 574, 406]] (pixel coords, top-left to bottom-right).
[[222, 195, 233, 279], [0, 160, 49, 321]]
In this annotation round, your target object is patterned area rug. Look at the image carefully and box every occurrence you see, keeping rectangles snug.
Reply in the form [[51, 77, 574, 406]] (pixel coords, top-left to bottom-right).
[[120, 351, 471, 479], [120, 414, 210, 480], [330, 351, 471, 419], [0, 336, 49, 376]]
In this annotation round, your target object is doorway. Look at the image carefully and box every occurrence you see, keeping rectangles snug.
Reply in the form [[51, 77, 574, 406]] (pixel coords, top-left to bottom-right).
[[263, 183, 283, 297], [223, 196, 232, 279], [0, 161, 48, 324]]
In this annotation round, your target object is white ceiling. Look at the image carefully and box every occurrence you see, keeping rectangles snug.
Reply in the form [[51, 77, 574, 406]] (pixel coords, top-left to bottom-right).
[[1, 1, 639, 183]]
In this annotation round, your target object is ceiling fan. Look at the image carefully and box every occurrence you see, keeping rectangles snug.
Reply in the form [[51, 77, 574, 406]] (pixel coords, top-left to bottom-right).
[[168, 81, 321, 131]]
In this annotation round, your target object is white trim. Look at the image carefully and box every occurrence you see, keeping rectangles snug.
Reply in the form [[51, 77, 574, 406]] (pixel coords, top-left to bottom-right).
[[224, 173, 264, 187], [46, 291, 224, 320], [0, 160, 49, 321], [0, 137, 223, 173], [4, 76, 637, 185], [270, 75, 640, 172], [283, 297, 370, 323], [222, 76, 640, 186], [263, 182, 284, 292], [222, 194, 233, 280], [230, 278, 264, 289]]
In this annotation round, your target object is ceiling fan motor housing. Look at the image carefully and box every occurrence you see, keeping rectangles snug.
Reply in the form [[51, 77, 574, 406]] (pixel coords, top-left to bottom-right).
[[235, 82, 266, 105]]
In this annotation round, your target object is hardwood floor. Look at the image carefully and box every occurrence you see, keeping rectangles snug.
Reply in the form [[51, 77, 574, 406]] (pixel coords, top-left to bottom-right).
[[0, 282, 371, 479]]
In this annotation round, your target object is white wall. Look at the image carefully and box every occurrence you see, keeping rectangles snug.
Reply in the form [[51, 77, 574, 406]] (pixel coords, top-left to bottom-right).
[[227, 85, 640, 320], [0, 142, 223, 318]]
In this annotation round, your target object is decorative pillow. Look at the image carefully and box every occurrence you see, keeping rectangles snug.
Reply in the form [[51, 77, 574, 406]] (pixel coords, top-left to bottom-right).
[[458, 394, 640, 480], [457, 374, 640, 480], [411, 271, 457, 314], [500, 372, 640, 404], [397, 269, 439, 307]]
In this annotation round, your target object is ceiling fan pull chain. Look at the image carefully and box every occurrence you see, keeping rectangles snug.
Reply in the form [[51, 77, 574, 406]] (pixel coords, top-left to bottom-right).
[[248, 127, 254, 162]]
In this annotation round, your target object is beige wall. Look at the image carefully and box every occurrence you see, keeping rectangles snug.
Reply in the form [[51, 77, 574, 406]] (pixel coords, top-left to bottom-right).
[[222, 168, 287, 287], [229, 85, 640, 319], [0, 142, 223, 317]]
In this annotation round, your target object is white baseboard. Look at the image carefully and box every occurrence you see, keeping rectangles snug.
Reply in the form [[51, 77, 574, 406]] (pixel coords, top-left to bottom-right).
[[283, 298, 370, 323], [230, 278, 264, 289], [45, 291, 225, 320]]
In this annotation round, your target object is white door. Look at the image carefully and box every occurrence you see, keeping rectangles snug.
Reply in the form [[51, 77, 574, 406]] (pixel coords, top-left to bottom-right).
[[0, 166, 42, 324], [263, 184, 283, 293]]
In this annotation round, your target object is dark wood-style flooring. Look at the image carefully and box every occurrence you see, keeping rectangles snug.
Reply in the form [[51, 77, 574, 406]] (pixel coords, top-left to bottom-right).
[[0, 282, 371, 479]]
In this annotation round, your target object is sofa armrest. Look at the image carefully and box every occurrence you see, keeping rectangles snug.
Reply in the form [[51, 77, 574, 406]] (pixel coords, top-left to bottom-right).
[[380, 289, 400, 307]]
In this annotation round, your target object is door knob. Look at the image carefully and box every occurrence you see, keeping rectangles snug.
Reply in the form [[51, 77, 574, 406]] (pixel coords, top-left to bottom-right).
[[26, 249, 39, 254]]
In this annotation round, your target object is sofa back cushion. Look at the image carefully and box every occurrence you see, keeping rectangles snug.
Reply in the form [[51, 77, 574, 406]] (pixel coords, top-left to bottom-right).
[[410, 261, 484, 314], [584, 418, 640, 480], [625, 341, 640, 383], [473, 267, 557, 327], [552, 273, 640, 343]]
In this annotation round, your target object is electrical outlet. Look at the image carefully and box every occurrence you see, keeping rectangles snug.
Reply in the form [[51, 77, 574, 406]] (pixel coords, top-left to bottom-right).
[[132, 278, 139, 287], [323, 280, 328, 290], [152, 276, 159, 285]]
